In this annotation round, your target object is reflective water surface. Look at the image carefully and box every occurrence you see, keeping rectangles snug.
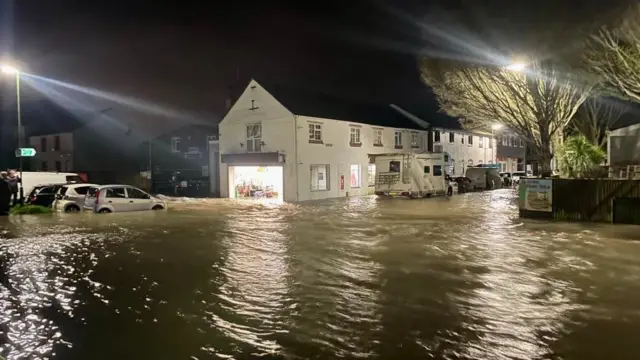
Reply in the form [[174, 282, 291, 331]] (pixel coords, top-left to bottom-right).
[[1, 190, 640, 359]]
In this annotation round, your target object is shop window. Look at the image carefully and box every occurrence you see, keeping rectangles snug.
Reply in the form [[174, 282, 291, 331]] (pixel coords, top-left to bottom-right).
[[311, 164, 329, 191], [389, 161, 401, 172], [350, 164, 361, 188], [368, 164, 376, 186]]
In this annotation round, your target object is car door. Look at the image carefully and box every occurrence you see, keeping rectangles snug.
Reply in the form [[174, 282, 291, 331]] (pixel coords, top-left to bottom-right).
[[126, 187, 153, 211], [69, 185, 92, 206], [34, 186, 58, 207], [104, 187, 131, 212]]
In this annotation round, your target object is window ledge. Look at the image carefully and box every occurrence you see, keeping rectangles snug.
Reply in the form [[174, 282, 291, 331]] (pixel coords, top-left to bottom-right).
[[394, 145, 404, 149], [411, 145, 420, 149], [309, 140, 324, 144], [349, 142, 362, 147], [310, 189, 330, 192], [373, 143, 384, 147]]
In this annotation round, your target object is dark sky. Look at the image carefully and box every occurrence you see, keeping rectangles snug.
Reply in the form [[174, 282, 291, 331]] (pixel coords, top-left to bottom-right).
[[2, 0, 634, 130]]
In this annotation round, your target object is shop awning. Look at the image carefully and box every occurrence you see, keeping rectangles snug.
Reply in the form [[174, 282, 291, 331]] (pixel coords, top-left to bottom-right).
[[221, 152, 284, 165]]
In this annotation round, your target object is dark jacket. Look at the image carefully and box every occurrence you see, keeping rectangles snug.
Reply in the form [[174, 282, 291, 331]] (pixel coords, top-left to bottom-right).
[[5, 177, 18, 194], [0, 180, 10, 214]]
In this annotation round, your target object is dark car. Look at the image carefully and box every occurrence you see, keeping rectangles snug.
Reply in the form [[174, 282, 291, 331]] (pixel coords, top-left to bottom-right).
[[453, 177, 474, 193], [27, 184, 66, 207]]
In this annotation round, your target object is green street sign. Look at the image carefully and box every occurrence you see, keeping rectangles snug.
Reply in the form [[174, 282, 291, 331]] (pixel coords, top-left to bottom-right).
[[15, 148, 37, 157]]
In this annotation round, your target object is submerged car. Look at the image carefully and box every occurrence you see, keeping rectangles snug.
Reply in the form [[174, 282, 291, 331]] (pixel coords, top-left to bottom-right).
[[27, 184, 66, 207], [53, 183, 99, 212], [83, 185, 167, 213]]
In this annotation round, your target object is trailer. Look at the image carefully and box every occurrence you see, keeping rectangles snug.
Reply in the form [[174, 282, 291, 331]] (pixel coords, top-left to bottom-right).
[[369, 152, 453, 198]]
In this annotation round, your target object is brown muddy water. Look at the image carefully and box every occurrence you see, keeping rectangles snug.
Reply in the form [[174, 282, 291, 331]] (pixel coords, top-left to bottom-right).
[[1, 189, 640, 360]]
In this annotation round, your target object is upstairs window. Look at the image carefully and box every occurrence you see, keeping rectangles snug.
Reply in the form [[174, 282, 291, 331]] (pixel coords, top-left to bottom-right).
[[411, 132, 419, 148], [449, 132, 455, 143], [41, 137, 47, 153], [350, 127, 361, 145], [434, 130, 441, 143], [309, 123, 322, 143], [373, 129, 383, 146], [394, 131, 403, 148], [171, 137, 180, 152], [479, 137, 483, 148], [246, 124, 262, 152], [54, 136, 61, 151], [468, 135, 473, 146]]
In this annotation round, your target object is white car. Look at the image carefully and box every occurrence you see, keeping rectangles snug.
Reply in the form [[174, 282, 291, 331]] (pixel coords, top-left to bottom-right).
[[53, 183, 99, 212], [83, 185, 167, 213]]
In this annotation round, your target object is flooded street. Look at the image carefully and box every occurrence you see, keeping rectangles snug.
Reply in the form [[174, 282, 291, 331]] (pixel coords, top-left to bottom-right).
[[1, 189, 640, 359]]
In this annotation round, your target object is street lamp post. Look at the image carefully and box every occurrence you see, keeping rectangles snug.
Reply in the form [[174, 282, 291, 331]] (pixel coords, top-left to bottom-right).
[[1, 64, 24, 203]]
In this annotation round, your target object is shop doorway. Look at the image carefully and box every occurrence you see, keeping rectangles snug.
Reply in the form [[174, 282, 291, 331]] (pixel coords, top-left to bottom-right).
[[229, 166, 283, 200]]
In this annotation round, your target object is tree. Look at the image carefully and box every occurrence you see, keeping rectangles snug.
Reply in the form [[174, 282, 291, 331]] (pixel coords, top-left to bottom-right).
[[569, 95, 628, 148], [585, 4, 640, 102], [558, 135, 606, 178], [421, 59, 594, 174]]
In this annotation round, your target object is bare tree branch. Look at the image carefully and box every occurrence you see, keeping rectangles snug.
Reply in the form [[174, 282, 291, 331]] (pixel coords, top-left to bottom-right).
[[421, 58, 594, 172]]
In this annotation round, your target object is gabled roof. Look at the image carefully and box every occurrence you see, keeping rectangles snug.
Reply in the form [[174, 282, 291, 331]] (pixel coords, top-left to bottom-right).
[[256, 79, 429, 130]]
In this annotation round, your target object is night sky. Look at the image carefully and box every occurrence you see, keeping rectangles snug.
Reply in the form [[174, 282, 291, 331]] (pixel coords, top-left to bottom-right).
[[2, 0, 634, 130]]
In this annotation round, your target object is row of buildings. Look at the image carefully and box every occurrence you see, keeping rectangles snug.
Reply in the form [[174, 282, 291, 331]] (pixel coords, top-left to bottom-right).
[[1, 80, 528, 200]]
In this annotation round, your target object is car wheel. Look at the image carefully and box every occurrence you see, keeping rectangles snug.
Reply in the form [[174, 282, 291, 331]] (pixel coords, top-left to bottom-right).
[[65, 205, 80, 213], [98, 208, 112, 214], [152, 205, 164, 210]]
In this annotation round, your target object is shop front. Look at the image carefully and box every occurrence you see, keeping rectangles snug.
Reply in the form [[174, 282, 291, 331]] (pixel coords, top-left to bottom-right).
[[221, 152, 286, 201]]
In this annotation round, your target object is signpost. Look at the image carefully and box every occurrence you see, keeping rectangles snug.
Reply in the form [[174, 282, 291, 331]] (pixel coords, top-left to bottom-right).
[[15, 148, 36, 157]]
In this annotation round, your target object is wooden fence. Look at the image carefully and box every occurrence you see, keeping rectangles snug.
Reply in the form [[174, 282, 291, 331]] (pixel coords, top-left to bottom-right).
[[520, 179, 640, 223]]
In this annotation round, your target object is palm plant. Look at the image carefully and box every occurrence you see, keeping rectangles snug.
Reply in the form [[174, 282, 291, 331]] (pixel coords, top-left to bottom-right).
[[558, 135, 606, 178]]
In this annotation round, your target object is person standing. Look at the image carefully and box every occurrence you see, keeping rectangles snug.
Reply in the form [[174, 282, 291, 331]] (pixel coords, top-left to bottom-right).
[[0, 172, 10, 215], [6, 170, 20, 207]]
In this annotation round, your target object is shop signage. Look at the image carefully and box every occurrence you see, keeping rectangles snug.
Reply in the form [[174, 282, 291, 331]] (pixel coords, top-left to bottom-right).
[[519, 179, 552, 212]]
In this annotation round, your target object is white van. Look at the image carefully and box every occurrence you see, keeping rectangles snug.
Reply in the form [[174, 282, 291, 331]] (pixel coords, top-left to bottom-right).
[[20, 172, 84, 196], [465, 167, 502, 190]]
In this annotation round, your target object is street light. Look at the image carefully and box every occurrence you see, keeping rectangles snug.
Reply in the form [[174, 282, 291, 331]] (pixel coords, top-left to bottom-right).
[[505, 63, 526, 72], [0, 63, 23, 203]]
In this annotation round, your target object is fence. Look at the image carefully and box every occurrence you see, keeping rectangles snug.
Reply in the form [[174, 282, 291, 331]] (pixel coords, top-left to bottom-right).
[[519, 178, 640, 223]]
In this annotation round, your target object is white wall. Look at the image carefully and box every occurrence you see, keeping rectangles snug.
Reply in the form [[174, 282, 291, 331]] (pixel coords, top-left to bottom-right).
[[28, 132, 74, 171], [218, 80, 298, 201], [433, 129, 496, 176], [296, 116, 428, 201]]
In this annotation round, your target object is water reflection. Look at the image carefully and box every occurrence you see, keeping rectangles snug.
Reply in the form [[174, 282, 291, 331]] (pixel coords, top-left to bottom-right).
[[1, 191, 640, 359]]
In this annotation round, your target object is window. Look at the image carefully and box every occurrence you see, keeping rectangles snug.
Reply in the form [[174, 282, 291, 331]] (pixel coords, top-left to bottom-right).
[[65, 175, 82, 183], [394, 131, 403, 148], [127, 187, 150, 199], [310, 164, 329, 191], [74, 186, 91, 195], [510, 136, 516, 147], [106, 187, 126, 198], [449, 132, 455, 143], [55, 161, 62, 172], [424, 166, 430, 174], [411, 132, 419, 148], [171, 137, 181, 152], [503, 136, 508, 146], [468, 135, 473, 145], [434, 165, 443, 176], [309, 123, 322, 143], [41, 161, 48, 171], [434, 130, 441, 143], [350, 127, 361, 145], [445, 154, 450, 162], [350, 164, 361, 188], [373, 129, 383, 146], [389, 161, 401, 172], [368, 164, 376, 186], [479, 137, 483, 148], [520, 138, 525, 147], [461, 135, 464, 144], [246, 124, 262, 152], [478, 160, 483, 165], [40, 137, 47, 153], [37, 186, 57, 195], [489, 137, 493, 148], [54, 136, 61, 151]]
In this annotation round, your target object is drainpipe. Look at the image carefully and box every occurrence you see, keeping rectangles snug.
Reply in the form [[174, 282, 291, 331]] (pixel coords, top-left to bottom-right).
[[293, 115, 299, 201]]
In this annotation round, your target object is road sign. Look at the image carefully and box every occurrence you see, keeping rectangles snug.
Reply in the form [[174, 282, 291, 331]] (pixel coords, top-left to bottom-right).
[[15, 148, 36, 157]]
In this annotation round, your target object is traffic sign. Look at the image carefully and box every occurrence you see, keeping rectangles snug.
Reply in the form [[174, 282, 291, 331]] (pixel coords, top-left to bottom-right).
[[15, 148, 37, 157]]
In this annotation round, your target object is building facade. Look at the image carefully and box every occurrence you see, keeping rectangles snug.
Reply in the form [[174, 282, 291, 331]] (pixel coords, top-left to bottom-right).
[[28, 132, 74, 172], [495, 131, 526, 173], [217, 80, 495, 202], [146, 124, 218, 197], [430, 128, 496, 176]]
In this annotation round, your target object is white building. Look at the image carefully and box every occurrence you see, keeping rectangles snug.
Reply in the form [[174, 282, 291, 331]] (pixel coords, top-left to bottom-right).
[[217, 80, 495, 202], [429, 127, 497, 176]]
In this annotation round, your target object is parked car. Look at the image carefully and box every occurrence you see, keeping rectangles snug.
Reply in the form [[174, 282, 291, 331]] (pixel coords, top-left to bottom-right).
[[499, 172, 513, 186], [53, 183, 99, 213], [26, 184, 66, 207], [452, 177, 474, 193], [83, 185, 167, 213]]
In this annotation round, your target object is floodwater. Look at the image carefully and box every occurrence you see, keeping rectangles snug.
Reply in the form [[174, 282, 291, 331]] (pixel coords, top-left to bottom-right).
[[1, 190, 640, 360]]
